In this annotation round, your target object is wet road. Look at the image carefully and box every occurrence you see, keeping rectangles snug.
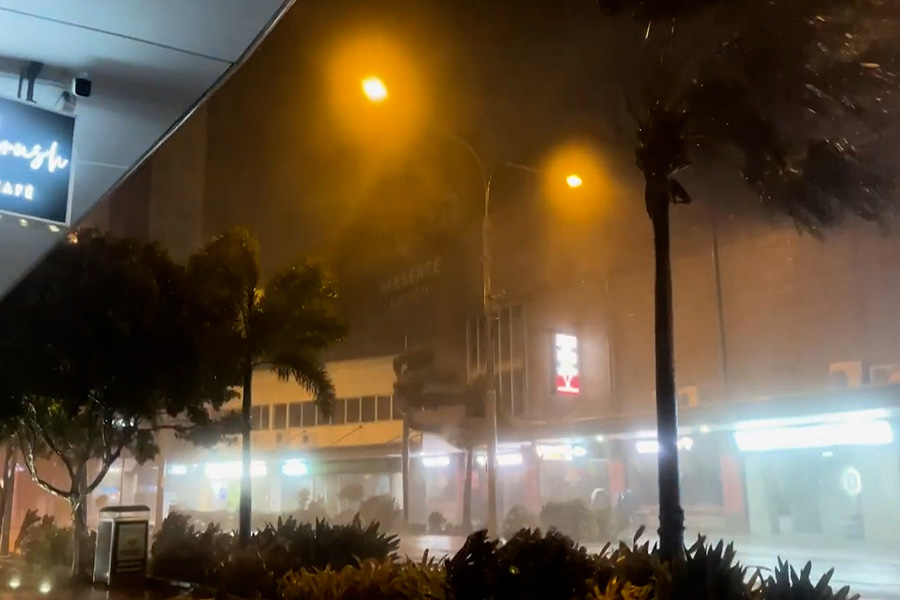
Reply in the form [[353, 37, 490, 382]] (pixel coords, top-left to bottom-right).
[[399, 535, 900, 600]]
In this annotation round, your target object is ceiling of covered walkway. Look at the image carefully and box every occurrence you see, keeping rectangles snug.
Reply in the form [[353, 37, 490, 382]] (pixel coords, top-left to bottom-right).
[[0, 0, 294, 294]]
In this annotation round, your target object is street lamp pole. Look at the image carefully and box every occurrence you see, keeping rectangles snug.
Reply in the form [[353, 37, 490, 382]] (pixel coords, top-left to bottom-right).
[[439, 133, 501, 535], [441, 134, 540, 535]]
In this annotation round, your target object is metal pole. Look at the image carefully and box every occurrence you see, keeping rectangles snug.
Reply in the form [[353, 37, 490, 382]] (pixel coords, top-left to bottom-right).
[[483, 177, 499, 536], [711, 221, 729, 392]]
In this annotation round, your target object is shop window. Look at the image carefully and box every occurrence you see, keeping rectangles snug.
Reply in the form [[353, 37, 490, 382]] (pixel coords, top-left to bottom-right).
[[346, 397, 361, 423], [361, 396, 377, 423], [288, 403, 303, 427], [331, 398, 346, 425], [300, 402, 318, 427], [272, 404, 287, 430], [251, 405, 269, 431], [376, 396, 392, 421]]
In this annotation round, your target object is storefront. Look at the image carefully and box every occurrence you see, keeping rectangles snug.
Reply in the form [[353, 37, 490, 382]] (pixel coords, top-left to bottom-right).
[[737, 409, 900, 543]]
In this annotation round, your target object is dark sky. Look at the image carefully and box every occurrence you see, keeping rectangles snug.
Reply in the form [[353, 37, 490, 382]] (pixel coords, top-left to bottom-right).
[[203, 0, 897, 284], [212, 0, 650, 271]]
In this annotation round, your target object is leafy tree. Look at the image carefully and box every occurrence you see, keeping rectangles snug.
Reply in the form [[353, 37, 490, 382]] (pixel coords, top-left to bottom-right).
[[597, 0, 898, 557], [188, 227, 346, 546], [393, 347, 483, 531], [0, 230, 237, 579]]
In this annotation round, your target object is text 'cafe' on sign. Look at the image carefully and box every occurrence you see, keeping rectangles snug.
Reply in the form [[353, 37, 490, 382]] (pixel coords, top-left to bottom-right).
[[0, 96, 75, 225]]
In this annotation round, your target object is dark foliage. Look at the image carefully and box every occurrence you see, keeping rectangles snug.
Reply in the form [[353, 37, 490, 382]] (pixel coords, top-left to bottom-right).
[[150, 512, 399, 598], [428, 512, 447, 534], [501, 505, 540, 540], [663, 537, 755, 600], [446, 528, 595, 600], [540, 499, 599, 542], [445, 530, 499, 600], [0, 230, 236, 579], [14, 509, 96, 577], [494, 529, 597, 600], [764, 559, 859, 600], [357, 494, 403, 531]]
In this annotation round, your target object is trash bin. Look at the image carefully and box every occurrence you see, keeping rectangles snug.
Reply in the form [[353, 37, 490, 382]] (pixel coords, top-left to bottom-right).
[[93, 505, 151, 586]]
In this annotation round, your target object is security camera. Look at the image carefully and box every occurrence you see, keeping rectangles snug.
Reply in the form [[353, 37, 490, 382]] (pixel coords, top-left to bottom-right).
[[71, 75, 92, 98]]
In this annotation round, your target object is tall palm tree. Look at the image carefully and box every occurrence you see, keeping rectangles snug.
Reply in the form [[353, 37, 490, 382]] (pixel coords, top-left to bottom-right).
[[189, 228, 346, 545], [601, 0, 897, 559]]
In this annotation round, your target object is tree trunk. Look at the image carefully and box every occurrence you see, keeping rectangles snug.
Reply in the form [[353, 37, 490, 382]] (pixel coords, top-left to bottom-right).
[[238, 368, 253, 546], [647, 182, 685, 561], [462, 444, 473, 533], [401, 413, 410, 528], [70, 466, 89, 582], [0, 446, 15, 556]]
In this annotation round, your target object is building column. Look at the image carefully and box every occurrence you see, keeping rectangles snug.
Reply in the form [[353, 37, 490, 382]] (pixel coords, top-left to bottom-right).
[[858, 446, 900, 543], [742, 454, 772, 538]]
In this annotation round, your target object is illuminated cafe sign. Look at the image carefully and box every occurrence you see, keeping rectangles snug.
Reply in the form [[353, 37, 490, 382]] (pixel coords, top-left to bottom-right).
[[553, 333, 580, 396], [0, 96, 75, 225]]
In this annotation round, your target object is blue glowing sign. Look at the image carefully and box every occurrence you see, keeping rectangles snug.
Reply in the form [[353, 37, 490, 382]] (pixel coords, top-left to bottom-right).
[[0, 96, 75, 225]]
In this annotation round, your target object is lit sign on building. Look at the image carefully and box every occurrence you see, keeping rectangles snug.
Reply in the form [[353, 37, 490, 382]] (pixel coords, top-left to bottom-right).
[[0, 96, 75, 225], [553, 333, 580, 395]]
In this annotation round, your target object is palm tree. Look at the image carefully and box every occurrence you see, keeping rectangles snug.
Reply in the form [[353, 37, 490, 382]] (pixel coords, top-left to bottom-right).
[[600, 0, 897, 559], [189, 228, 346, 545]]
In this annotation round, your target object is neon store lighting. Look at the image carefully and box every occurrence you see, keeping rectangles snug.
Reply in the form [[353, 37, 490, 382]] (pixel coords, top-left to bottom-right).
[[734, 417, 893, 452]]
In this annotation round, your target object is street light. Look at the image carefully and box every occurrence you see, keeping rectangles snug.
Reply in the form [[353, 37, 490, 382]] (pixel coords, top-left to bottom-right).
[[361, 76, 388, 103], [361, 76, 581, 536], [566, 174, 583, 188]]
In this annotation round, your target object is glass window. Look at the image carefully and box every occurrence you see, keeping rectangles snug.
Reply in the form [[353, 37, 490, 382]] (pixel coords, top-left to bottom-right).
[[346, 397, 361, 423], [288, 403, 303, 427], [361, 396, 377, 423], [331, 398, 346, 425], [301, 402, 318, 427], [376, 396, 392, 421], [392, 396, 403, 420], [272, 404, 287, 430], [251, 405, 270, 431]]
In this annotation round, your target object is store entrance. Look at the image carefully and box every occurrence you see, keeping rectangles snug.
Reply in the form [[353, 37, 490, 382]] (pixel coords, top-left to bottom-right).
[[758, 449, 863, 540]]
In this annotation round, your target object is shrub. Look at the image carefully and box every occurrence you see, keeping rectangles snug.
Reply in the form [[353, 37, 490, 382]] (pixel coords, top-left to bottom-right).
[[338, 482, 365, 506], [149, 512, 232, 585], [295, 500, 329, 525], [445, 530, 499, 600], [540, 499, 598, 542], [280, 558, 447, 600], [664, 537, 757, 600], [495, 528, 597, 600], [150, 512, 400, 597], [763, 559, 857, 600], [252, 515, 399, 576], [502, 505, 540, 539], [358, 494, 402, 531], [15, 510, 73, 568], [428, 512, 446, 534], [447, 528, 596, 600]]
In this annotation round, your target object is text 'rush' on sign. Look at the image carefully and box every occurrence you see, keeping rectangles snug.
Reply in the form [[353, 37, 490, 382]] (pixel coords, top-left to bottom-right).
[[0, 96, 75, 225], [554, 333, 580, 395]]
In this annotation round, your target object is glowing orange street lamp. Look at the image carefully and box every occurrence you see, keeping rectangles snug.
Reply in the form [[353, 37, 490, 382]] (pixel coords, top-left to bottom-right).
[[361, 76, 388, 102], [566, 173, 583, 188]]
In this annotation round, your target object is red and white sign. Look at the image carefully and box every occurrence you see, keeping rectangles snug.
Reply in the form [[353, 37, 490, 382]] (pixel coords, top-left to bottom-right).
[[554, 333, 580, 395]]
